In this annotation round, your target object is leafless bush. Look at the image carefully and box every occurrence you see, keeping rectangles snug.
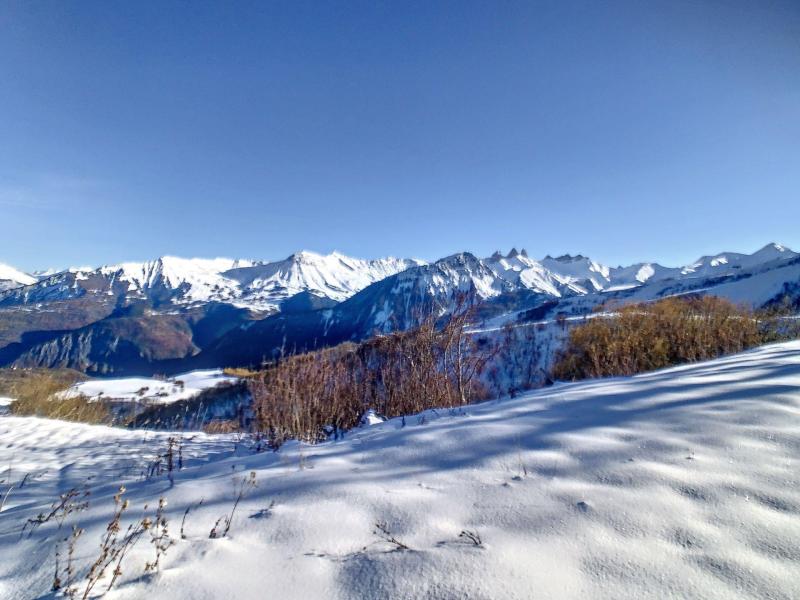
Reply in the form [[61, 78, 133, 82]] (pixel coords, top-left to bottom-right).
[[223, 367, 260, 378], [249, 301, 498, 446], [210, 471, 257, 539], [202, 419, 241, 434], [552, 296, 772, 380], [52, 525, 84, 597], [144, 497, 174, 573], [180, 499, 204, 539], [43, 486, 179, 598], [458, 530, 483, 547], [372, 521, 412, 551], [146, 436, 183, 483], [80, 486, 150, 599], [24, 487, 91, 536]]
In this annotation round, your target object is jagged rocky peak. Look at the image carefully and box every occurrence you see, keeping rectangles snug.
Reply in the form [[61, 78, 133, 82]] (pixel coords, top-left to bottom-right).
[[505, 247, 529, 259], [552, 253, 586, 263], [436, 252, 484, 268]]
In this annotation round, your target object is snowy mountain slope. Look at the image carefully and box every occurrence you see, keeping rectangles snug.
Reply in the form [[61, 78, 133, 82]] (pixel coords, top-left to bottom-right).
[[0, 262, 36, 292], [99, 256, 255, 305], [539, 253, 615, 292], [2, 341, 800, 599], [516, 251, 800, 333], [679, 242, 798, 279], [2, 242, 798, 375], [475, 242, 798, 300], [2, 243, 794, 311], [0, 251, 421, 312], [485, 249, 574, 296], [69, 243, 800, 374], [308, 252, 545, 339], [223, 251, 423, 310], [338, 242, 800, 333]]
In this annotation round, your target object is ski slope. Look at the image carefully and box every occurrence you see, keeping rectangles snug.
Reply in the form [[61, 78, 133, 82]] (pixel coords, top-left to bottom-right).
[[1, 342, 800, 599]]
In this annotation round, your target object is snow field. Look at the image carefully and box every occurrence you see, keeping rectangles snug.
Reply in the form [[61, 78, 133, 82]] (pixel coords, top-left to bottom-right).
[[67, 369, 237, 404], [1, 342, 800, 598]]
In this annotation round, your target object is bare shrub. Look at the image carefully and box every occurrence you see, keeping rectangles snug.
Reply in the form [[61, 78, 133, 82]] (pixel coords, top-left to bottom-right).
[[458, 529, 483, 547], [145, 436, 183, 483], [8, 371, 110, 424], [249, 302, 497, 446], [52, 525, 84, 596], [80, 486, 150, 599], [24, 487, 91, 536], [372, 521, 412, 551], [209, 471, 257, 539], [180, 499, 204, 539], [144, 497, 173, 573], [552, 296, 771, 380], [223, 367, 260, 378], [202, 419, 241, 434]]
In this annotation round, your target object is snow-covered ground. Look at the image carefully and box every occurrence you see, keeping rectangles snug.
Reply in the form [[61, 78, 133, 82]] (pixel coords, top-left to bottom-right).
[[67, 369, 237, 404], [2, 342, 800, 599]]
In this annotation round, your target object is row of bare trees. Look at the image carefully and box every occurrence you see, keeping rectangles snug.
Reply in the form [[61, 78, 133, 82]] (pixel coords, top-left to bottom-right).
[[248, 306, 496, 446]]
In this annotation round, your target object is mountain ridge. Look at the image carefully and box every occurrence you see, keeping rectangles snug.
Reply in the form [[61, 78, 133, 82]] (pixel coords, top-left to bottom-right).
[[1, 242, 798, 376]]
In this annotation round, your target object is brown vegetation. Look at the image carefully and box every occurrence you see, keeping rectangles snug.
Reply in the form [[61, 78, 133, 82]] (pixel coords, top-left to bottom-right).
[[5, 369, 110, 424], [249, 307, 496, 446], [552, 295, 797, 381], [222, 367, 260, 378]]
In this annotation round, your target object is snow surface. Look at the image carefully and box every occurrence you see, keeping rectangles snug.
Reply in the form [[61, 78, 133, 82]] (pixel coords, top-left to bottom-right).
[[67, 369, 237, 404], [2, 342, 800, 598]]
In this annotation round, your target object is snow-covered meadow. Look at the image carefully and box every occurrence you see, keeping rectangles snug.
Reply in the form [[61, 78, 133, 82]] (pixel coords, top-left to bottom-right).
[[2, 342, 800, 599], [66, 369, 237, 405]]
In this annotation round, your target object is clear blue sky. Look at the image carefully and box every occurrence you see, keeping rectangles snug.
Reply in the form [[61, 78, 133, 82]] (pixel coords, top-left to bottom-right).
[[1, 1, 799, 271]]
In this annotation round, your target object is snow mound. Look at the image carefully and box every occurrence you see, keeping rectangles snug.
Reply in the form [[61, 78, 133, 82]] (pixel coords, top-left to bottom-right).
[[1, 342, 800, 598]]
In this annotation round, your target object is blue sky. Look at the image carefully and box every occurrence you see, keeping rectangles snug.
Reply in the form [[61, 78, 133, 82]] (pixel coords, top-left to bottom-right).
[[1, 1, 799, 271]]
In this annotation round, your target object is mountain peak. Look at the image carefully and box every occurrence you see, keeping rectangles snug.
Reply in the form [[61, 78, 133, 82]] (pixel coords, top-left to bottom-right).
[[0, 262, 37, 291], [288, 250, 324, 262], [552, 254, 586, 263], [755, 242, 793, 256]]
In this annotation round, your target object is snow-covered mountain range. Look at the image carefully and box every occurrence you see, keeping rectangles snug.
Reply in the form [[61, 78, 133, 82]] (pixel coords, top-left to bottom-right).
[[0, 243, 798, 375], [0, 251, 424, 312], [1, 243, 796, 311]]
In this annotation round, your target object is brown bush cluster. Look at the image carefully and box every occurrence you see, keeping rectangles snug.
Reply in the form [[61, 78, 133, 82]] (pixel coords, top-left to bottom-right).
[[248, 308, 495, 446], [552, 295, 789, 381], [7, 370, 110, 424]]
